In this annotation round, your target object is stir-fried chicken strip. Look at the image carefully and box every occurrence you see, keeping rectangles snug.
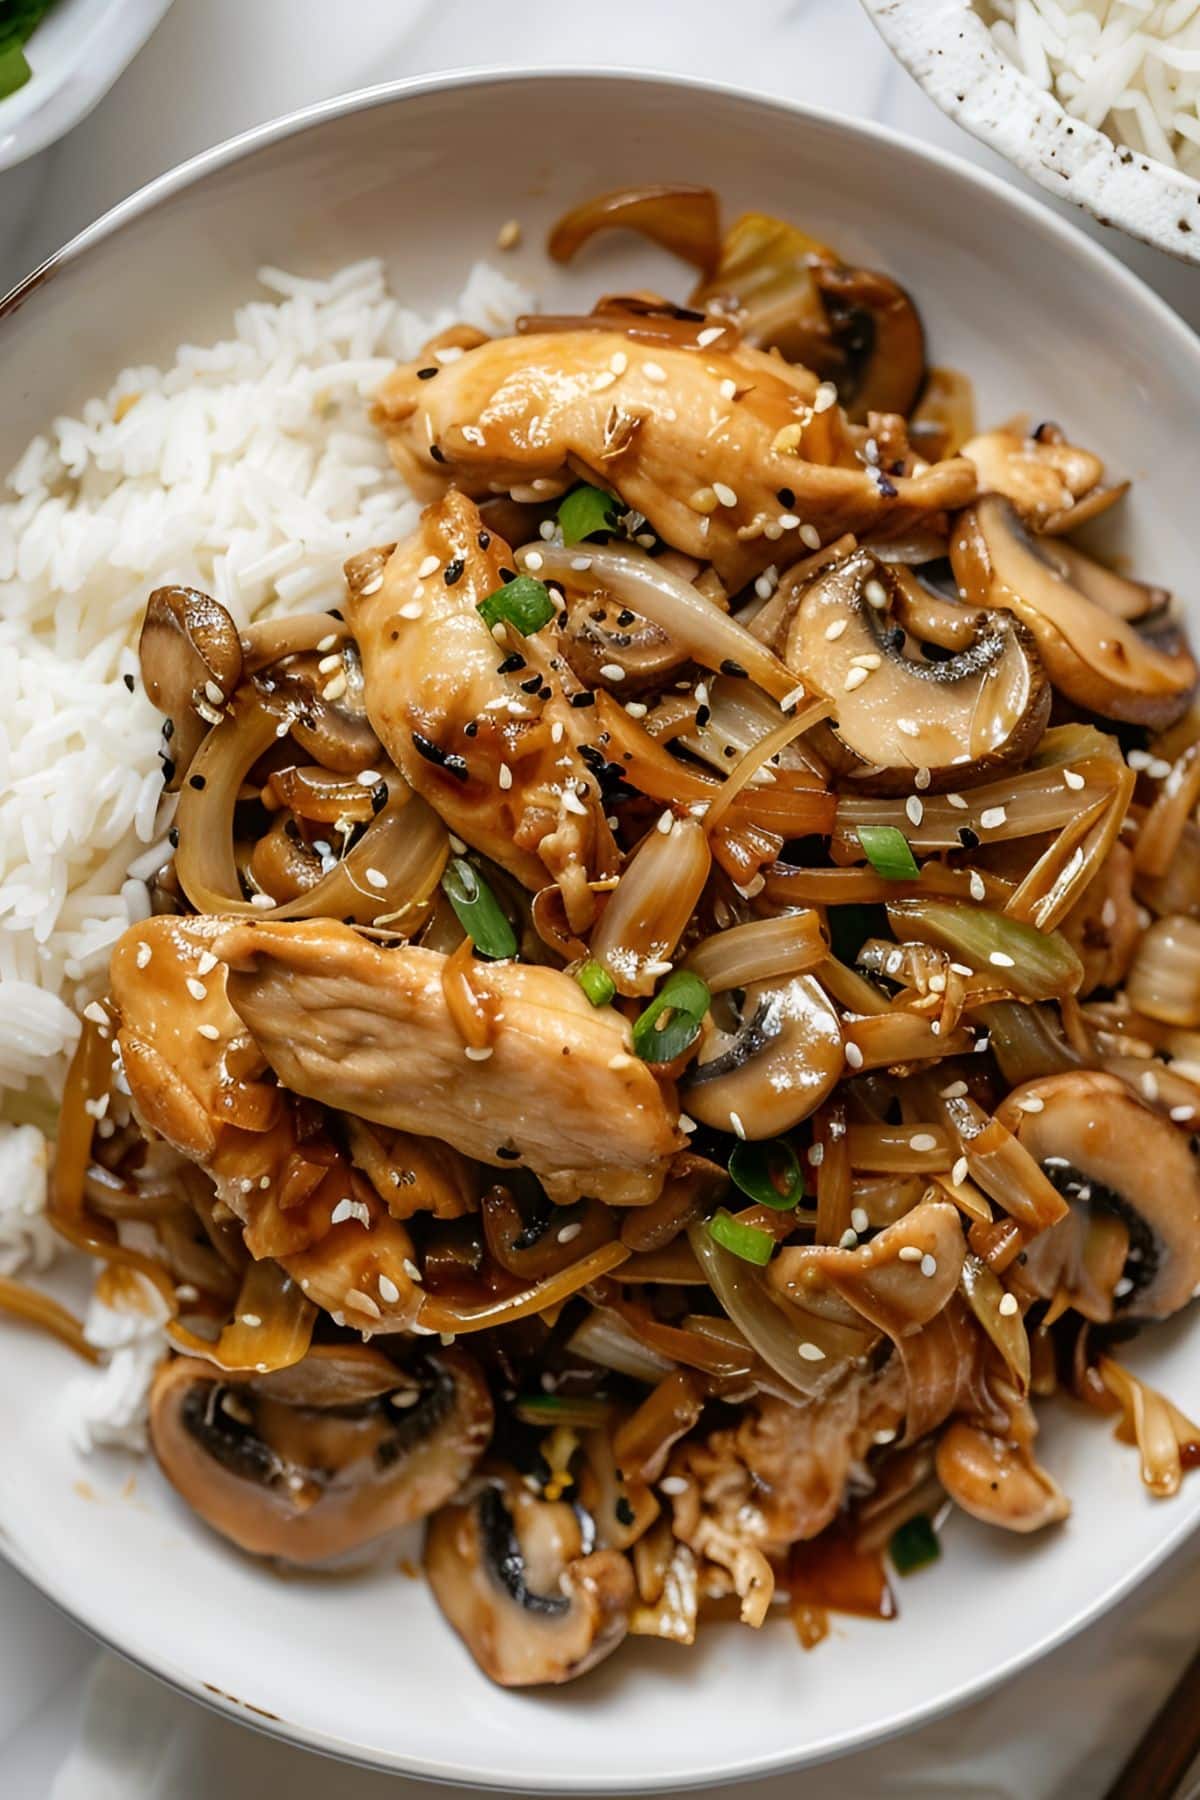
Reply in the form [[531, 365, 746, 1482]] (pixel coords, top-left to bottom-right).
[[345, 490, 616, 933], [109, 914, 434, 1331], [214, 919, 683, 1206], [373, 332, 977, 589]]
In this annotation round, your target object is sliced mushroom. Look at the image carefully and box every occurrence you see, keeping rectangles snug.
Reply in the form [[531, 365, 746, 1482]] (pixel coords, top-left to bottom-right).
[[425, 1471, 634, 1686], [951, 498, 1197, 729], [262, 643, 383, 773], [683, 974, 842, 1138], [149, 1347, 492, 1566], [935, 1420, 1070, 1532], [811, 261, 926, 420], [961, 422, 1122, 534], [561, 589, 688, 693], [995, 1072, 1200, 1320], [769, 1201, 966, 1339], [139, 586, 244, 784], [786, 549, 1049, 791]]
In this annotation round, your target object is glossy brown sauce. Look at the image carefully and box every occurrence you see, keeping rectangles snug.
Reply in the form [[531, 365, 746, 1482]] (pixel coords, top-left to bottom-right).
[[786, 1530, 896, 1650]]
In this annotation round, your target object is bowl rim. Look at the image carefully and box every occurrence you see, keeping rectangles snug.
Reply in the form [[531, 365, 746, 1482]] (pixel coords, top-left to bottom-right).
[[860, 0, 1200, 266], [4, 60, 1200, 1792]]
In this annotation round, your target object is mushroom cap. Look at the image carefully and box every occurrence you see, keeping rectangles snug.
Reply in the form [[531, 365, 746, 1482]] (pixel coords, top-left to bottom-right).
[[149, 1347, 492, 1566], [786, 549, 1049, 793], [996, 1071, 1200, 1320], [425, 1472, 634, 1687], [683, 974, 843, 1138]]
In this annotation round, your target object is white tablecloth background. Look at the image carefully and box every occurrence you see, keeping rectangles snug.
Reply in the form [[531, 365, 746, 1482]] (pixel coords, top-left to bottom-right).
[[2, 3, 1198, 1794]]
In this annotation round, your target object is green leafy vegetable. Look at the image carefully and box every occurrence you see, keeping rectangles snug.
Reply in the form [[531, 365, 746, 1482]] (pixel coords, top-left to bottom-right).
[[557, 483, 620, 546], [575, 959, 617, 1007], [729, 1139, 804, 1211], [857, 824, 920, 881], [0, 0, 56, 100], [477, 574, 556, 637], [514, 1394, 614, 1429], [707, 1208, 775, 1267], [441, 858, 517, 960], [889, 1514, 941, 1576], [631, 969, 710, 1063]]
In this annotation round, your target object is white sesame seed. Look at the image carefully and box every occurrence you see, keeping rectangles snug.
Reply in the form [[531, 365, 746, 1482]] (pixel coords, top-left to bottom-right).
[[779, 684, 807, 712], [824, 618, 848, 642], [874, 1428, 897, 1445], [643, 361, 667, 383], [800, 524, 821, 549], [850, 652, 882, 671], [659, 1475, 688, 1496], [729, 1110, 747, 1140], [778, 514, 801, 531], [989, 951, 1015, 968], [920, 1253, 938, 1278], [185, 977, 207, 1002], [251, 892, 275, 909], [1171, 1104, 1196, 1122], [330, 1199, 353, 1225], [624, 700, 648, 719], [845, 1042, 864, 1070], [417, 554, 440, 579], [402, 1259, 423, 1284], [83, 1001, 107, 1026], [608, 1053, 633, 1071], [571, 556, 593, 573], [364, 867, 388, 890], [318, 652, 342, 675], [657, 810, 674, 834], [952, 1156, 969, 1186], [980, 807, 1007, 831], [322, 672, 348, 703], [376, 1274, 401, 1304], [851, 1206, 870, 1234], [844, 666, 871, 692], [562, 789, 587, 816], [600, 662, 626, 682], [524, 550, 544, 572], [896, 718, 920, 739], [969, 872, 987, 902], [950, 963, 973, 977], [83, 1095, 109, 1120], [133, 940, 152, 971], [204, 680, 225, 708], [713, 481, 738, 509], [1063, 769, 1085, 791], [550, 720, 564, 744], [910, 1132, 938, 1153], [914, 767, 932, 791], [947, 792, 968, 810], [356, 769, 383, 787], [1141, 1071, 1159, 1101], [498, 765, 513, 791], [808, 1143, 825, 1167], [610, 350, 628, 375], [906, 796, 924, 827], [197, 1023, 221, 1041], [998, 1293, 1020, 1317], [316, 633, 339, 653], [863, 578, 888, 610], [898, 1246, 923, 1262], [557, 1222, 583, 1245], [1115, 1276, 1134, 1299], [798, 1341, 826, 1362], [814, 381, 837, 413], [697, 326, 724, 347], [465, 1045, 494, 1061], [719, 377, 737, 401]]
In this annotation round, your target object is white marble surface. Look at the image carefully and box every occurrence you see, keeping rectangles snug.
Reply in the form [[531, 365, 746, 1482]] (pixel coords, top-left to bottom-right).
[[1, 2, 1198, 1795]]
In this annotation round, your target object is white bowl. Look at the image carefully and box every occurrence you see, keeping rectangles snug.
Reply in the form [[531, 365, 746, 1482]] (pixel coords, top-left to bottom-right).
[[3, 66, 1200, 1793], [860, 0, 1200, 264], [0, 0, 174, 172]]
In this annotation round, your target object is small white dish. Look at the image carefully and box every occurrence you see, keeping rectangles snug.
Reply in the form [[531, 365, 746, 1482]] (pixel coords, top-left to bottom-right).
[[861, 0, 1200, 264], [3, 66, 1200, 1792], [0, 0, 174, 172]]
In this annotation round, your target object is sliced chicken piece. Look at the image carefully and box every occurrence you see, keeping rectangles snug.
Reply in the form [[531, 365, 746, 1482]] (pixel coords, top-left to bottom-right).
[[214, 918, 683, 1206], [372, 332, 976, 589], [345, 491, 616, 933], [109, 915, 428, 1332]]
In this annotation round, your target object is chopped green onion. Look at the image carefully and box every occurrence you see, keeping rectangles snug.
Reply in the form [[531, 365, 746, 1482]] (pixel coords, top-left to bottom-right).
[[514, 1393, 614, 1429], [631, 968, 710, 1063], [440, 857, 517, 960], [888, 1513, 941, 1576], [0, 39, 31, 97], [857, 824, 920, 881], [575, 959, 616, 1007], [707, 1208, 776, 1267], [557, 483, 620, 546], [477, 574, 556, 637], [885, 899, 1083, 1001], [729, 1139, 803, 1211]]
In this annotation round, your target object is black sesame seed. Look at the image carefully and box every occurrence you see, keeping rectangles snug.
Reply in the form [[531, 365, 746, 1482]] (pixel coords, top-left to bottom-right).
[[500, 567, 518, 584], [615, 1496, 635, 1527], [696, 704, 712, 729], [520, 674, 542, 694], [958, 826, 980, 850], [723, 745, 736, 758], [159, 757, 176, 784], [477, 530, 491, 551], [328, 608, 344, 622], [168, 826, 180, 848], [188, 774, 206, 791], [411, 732, 469, 782], [538, 685, 553, 702], [877, 473, 898, 499], [416, 366, 438, 380], [497, 654, 526, 675], [720, 659, 748, 678], [371, 782, 388, 814], [616, 609, 636, 628], [443, 558, 465, 587], [464, 721, 479, 738], [569, 692, 596, 709], [162, 718, 175, 741], [496, 1145, 521, 1161], [122, 672, 135, 692], [429, 444, 447, 464], [776, 486, 795, 508]]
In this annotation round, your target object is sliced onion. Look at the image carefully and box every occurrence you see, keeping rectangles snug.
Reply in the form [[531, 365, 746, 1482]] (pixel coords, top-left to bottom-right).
[[166, 1258, 315, 1373], [0, 1276, 100, 1363], [590, 816, 711, 996], [524, 542, 799, 702], [959, 1254, 1030, 1397], [886, 900, 1083, 1002], [1098, 1355, 1200, 1498], [685, 911, 826, 994], [548, 183, 722, 274], [764, 862, 1013, 910], [1138, 742, 1200, 879], [938, 1093, 1067, 1234], [845, 1124, 953, 1173], [978, 1001, 1080, 1084], [567, 1306, 677, 1383], [842, 1012, 974, 1071], [415, 1241, 630, 1335]]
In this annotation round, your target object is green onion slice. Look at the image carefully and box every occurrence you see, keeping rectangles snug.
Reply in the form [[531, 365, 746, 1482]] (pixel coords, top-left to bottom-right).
[[440, 857, 517, 960], [631, 968, 710, 1063], [0, 40, 30, 97], [557, 483, 620, 546], [707, 1208, 775, 1267], [857, 824, 920, 881], [477, 574, 556, 637], [575, 959, 616, 1007], [729, 1139, 803, 1211], [889, 1514, 941, 1576], [513, 1393, 614, 1429]]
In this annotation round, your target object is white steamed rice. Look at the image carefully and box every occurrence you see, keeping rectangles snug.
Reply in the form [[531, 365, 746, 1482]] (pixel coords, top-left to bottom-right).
[[977, 0, 1200, 175], [0, 255, 529, 1438]]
